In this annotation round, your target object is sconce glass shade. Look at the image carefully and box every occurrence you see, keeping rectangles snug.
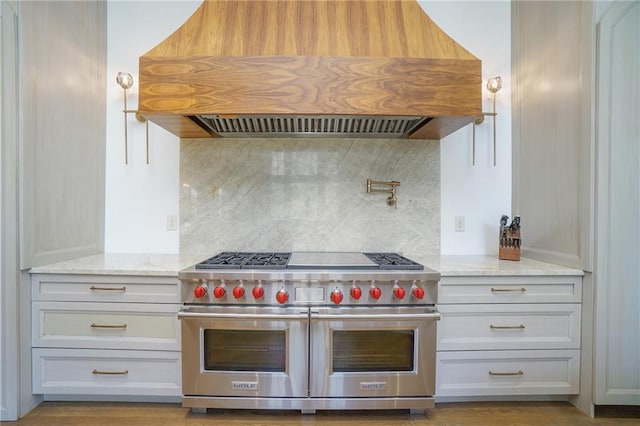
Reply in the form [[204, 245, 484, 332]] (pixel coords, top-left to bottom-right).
[[116, 72, 134, 89], [486, 76, 502, 94]]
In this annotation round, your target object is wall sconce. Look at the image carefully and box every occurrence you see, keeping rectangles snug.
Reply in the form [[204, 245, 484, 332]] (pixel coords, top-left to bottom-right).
[[116, 72, 149, 165], [472, 76, 502, 166], [366, 179, 400, 208]]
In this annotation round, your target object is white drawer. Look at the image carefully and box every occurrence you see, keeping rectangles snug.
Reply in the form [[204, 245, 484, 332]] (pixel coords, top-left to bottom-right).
[[437, 303, 581, 351], [32, 348, 181, 396], [33, 302, 180, 350], [31, 274, 179, 303], [436, 349, 580, 397], [438, 276, 582, 304]]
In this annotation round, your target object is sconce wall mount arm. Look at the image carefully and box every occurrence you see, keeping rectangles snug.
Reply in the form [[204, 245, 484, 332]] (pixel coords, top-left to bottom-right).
[[116, 72, 149, 165], [472, 76, 503, 166]]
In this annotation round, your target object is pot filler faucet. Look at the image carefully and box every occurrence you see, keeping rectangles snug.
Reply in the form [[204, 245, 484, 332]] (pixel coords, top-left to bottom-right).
[[366, 179, 400, 208]]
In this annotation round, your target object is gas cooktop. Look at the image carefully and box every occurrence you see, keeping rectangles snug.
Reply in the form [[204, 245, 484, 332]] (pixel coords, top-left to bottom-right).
[[195, 251, 424, 271]]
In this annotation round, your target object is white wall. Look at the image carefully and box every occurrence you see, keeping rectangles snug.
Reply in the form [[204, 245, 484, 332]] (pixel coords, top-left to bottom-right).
[[105, 1, 200, 253], [419, 1, 512, 255], [105, 0, 511, 255]]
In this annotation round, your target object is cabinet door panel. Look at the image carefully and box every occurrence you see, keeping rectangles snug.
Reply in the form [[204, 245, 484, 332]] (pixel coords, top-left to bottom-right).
[[595, 0, 640, 405], [438, 276, 582, 304], [32, 348, 180, 396], [32, 274, 179, 303], [19, 1, 106, 268], [33, 302, 180, 350], [511, 1, 593, 270], [436, 349, 580, 397], [437, 304, 581, 351]]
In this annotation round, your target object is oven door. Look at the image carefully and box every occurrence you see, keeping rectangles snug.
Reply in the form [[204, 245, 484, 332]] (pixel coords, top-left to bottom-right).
[[178, 306, 308, 398], [309, 306, 440, 398]]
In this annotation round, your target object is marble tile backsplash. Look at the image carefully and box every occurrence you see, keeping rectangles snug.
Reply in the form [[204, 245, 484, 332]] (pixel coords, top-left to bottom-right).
[[180, 138, 440, 258]]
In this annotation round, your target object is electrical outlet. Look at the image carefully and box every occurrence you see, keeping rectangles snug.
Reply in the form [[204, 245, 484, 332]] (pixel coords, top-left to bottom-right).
[[166, 215, 178, 231], [454, 216, 465, 232]]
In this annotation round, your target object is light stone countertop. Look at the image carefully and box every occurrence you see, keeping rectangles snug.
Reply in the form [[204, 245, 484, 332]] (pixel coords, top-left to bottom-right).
[[415, 255, 584, 276], [28, 253, 210, 277], [29, 253, 584, 277]]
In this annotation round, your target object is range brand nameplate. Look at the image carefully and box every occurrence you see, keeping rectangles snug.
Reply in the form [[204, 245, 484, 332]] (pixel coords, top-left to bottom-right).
[[360, 381, 387, 391], [232, 381, 258, 391]]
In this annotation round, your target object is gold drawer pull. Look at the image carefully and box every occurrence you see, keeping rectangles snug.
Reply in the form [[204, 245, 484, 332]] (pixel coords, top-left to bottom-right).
[[491, 287, 526, 293], [90, 286, 127, 292], [90, 323, 127, 329], [490, 324, 525, 330], [92, 369, 128, 376], [489, 370, 524, 376]]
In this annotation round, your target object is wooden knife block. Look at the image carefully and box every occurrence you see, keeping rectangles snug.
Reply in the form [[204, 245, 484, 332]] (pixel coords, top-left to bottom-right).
[[499, 229, 521, 261]]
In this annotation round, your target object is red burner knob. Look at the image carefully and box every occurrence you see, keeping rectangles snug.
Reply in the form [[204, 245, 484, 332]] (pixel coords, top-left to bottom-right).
[[393, 286, 406, 300], [193, 286, 207, 299], [370, 287, 382, 300], [412, 286, 425, 300], [350, 286, 362, 300], [276, 289, 289, 304], [213, 286, 226, 299], [330, 289, 344, 305], [232, 286, 245, 299], [252, 286, 264, 299]]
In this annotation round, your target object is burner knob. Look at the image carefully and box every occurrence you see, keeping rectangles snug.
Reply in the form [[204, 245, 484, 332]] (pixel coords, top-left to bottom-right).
[[232, 286, 245, 299], [213, 285, 226, 299], [393, 286, 406, 300], [252, 285, 264, 299], [369, 286, 382, 300], [350, 286, 362, 300], [275, 289, 289, 304], [330, 289, 344, 305], [193, 285, 207, 299], [412, 286, 425, 300]]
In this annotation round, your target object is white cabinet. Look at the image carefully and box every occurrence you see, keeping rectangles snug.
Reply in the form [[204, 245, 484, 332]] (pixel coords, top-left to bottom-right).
[[31, 274, 181, 398], [2, 2, 106, 418], [32, 302, 179, 351], [511, 1, 594, 271], [32, 349, 180, 396], [437, 350, 580, 396], [31, 274, 179, 304], [594, 1, 640, 406], [513, 0, 640, 409], [437, 304, 581, 351], [438, 275, 581, 304], [436, 275, 582, 398], [1, 0, 20, 420], [19, 1, 107, 268]]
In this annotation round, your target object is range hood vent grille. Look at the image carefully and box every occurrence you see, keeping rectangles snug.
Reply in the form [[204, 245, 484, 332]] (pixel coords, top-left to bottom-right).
[[197, 115, 428, 138]]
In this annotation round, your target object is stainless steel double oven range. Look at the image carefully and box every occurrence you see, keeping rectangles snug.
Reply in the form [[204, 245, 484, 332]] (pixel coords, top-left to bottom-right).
[[178, 252, 440, 414]]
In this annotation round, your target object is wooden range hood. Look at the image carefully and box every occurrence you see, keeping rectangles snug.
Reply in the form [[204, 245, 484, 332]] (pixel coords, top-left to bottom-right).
[[138, 0, 481, 139]]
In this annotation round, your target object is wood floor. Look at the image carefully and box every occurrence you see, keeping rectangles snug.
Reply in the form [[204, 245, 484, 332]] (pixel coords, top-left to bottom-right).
[[3, 401, 639, 426]]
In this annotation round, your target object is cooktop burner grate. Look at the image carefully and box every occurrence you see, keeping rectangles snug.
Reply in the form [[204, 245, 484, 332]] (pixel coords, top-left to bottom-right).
[[196, 252, 291, 269], [195, 252, 423, 270], [363, 252, 424, 270]]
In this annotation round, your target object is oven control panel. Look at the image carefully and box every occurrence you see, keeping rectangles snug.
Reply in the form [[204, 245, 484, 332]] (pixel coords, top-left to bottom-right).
[[181, 278, 437, 306]]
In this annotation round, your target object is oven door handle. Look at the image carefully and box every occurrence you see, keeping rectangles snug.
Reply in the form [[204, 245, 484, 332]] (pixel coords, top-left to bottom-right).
[[177, 311, 308, 320], [310, 312, 441, 321]]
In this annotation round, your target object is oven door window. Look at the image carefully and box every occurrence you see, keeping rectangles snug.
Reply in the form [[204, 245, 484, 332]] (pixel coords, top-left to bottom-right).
[[332, 330, 414, 372], [204, 329, 286, 372]]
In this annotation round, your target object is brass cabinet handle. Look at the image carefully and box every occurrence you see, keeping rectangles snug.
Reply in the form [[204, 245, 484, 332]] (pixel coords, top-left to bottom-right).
[[90, 323, 127, 329], [491, 287, 526, 293], [490, 324, 525, 330], [92, 369, 128, 375], [90, 286, 127, 292], [489, 370, 524, 376]]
